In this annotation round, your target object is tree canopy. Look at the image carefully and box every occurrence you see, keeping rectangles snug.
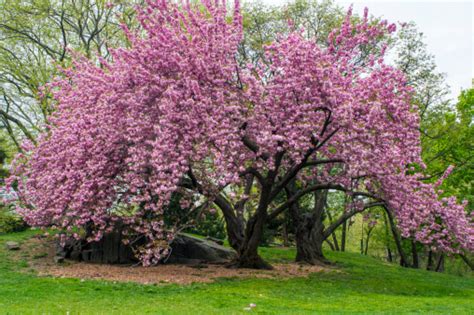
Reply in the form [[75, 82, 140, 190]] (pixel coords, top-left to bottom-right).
[[5, 0, 473, 268]]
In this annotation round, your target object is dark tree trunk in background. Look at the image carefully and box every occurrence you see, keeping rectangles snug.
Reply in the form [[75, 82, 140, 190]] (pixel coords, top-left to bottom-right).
[[435, 254, 445, 272], [387, 247, 393, 262], [331, 231, 340, 251], [459, 254, 474, 271], [341, 220, 347, 252], [383, 212, 392, 262], [364, 227, 374, 256], [385, 207, 410, 267], [325, 208, 340, 251], [282, 218, 290, 247], [411, 239, 419, 268], [214, 196, 244, 252], [427, 250, 434, 271], [325, 239, 335, 251]]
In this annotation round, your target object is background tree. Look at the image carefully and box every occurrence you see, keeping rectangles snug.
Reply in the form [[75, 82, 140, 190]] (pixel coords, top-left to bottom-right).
[[0, 0, 138, 148]]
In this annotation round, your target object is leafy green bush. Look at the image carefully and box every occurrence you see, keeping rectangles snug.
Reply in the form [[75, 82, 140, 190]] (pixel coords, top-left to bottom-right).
[[0, 206, 27, 234], [164, 193, 226, 240], [188, 211, 226, 240]]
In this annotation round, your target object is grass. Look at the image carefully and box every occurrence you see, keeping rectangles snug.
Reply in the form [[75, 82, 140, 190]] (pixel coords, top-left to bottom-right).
[[0, 230, 473, 314]]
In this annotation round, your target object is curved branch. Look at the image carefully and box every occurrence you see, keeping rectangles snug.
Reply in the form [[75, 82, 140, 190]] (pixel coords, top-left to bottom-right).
[[268, 183, 382, 221], [323, 201, 385, 239]]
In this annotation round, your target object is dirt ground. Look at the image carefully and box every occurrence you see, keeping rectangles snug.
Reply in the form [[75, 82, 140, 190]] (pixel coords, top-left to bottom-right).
[[12, 235, 331, 285]]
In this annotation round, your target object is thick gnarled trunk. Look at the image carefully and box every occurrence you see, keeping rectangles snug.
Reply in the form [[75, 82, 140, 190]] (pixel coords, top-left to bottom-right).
[[228, 182, 275, 269], [294, 220, 328, 265], [290, 189, 330, 265], [234, 212, 273, 269]]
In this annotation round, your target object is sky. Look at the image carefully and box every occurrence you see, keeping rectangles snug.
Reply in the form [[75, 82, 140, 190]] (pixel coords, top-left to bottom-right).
[[260, 0, 474, 101]]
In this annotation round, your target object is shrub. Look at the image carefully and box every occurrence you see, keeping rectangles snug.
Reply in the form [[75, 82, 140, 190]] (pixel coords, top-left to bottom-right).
[[0, 206, 27, 234]]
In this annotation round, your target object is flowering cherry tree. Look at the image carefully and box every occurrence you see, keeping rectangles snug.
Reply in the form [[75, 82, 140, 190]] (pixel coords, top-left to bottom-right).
[[8, 0, 472, 268]]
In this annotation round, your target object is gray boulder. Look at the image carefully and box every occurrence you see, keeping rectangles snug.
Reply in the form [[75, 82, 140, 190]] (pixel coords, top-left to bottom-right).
[[166, 234, 236, 264], [5, 241, 20, 250], [58, 232, 236, 265]]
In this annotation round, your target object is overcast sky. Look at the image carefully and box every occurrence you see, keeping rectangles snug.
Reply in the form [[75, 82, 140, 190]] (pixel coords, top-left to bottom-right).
[[259, 0, 473, 101]]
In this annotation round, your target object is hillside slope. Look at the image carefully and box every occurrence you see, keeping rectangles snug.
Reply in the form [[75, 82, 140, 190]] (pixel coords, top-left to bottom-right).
[[0, 230, 472, 314]]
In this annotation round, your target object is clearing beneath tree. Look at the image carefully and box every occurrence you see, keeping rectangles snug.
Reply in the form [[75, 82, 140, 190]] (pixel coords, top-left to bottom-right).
[[13, 235, 332, 285]]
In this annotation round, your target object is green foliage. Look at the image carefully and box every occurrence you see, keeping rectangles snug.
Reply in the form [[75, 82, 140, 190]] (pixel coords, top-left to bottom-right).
[[187, 211, 226, 240], [240, 0, 344, 64], [422, 88, 474, 210], [0, 206, 26, 234], [0, 0, 140, 147], [0, 230, 473, 313], [164, 193, 226, 240]]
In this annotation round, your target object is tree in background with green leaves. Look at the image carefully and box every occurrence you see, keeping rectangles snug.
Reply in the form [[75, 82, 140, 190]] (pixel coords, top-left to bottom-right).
[[0, 0, 139, 149]]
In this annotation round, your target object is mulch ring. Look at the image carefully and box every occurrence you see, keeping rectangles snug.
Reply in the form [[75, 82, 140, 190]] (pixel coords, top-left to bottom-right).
[[10, 235, 335, 285]]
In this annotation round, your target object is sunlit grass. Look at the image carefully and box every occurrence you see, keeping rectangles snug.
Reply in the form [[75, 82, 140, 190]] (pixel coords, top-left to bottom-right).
[[0, 230, 472, 314]]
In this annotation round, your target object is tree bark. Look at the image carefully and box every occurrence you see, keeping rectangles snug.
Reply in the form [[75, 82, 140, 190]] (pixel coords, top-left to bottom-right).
[[213, 195, 244, 251], [435, 254, 445, 272], [294, 223, 328, 264], [325, 208, 340, 251], [233, 184, 273, 269], [387, 247, 393, 262], [235, 213, 272, 269], [325, 239, 335, 251], [459, 254, 474, 271], [364, 227, 374, 256], [411, 239, 419, 268], [427, 250, 434, 271], [291, 190, 331, 265], [383, 212, 392, 262], [341, 220, 347, 252], [282, 218, 290, 247], [384, 206, 410, 267]]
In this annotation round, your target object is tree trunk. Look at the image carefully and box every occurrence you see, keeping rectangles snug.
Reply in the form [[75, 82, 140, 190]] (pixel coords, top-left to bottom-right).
[[411, 239, 419, 268], [341, 220, 347, 252], [291, 190, 331, 265], [385, 207, 410, 267], [427, 250, 434, 271], [282, 219, 290, 247], [294, 222, 328, 264], [233, 184, 273, 270], [383, 212, 392, 262], [387, 247, 393, 262], [364, 227, 374, 256], [459, 254, 474, 271], [325, 208, 340, 251], [325, 239, 335, 251], [233, 212, 272, 269], [435, 254, 445, 272], [214, 196, 244, 252]]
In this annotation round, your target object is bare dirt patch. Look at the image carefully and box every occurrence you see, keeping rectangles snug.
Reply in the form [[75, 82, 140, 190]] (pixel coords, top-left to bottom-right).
[[11, 235, 332, 285]]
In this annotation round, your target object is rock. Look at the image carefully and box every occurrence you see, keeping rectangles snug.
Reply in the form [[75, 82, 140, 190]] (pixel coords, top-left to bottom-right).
[[53, 255, 65, 264], [58, 230, 236, 265], [5, 241, 20, 250], [70, 250, 82, 261], [166, 234, 236, 264], [205, 236, 224, 245]]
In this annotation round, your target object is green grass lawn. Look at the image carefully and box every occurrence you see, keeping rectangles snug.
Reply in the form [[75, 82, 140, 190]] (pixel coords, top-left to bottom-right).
[[0, 230, 473, 314]]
